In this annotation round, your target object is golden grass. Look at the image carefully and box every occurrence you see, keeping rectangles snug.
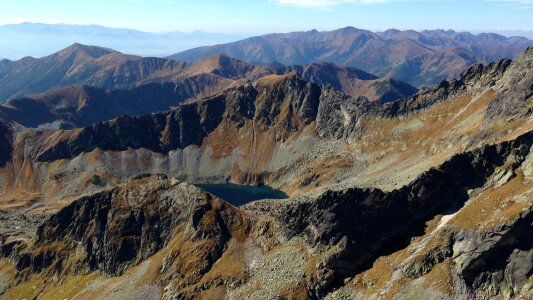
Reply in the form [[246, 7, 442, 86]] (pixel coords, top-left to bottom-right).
[[422, 259, 454, 295], [279, 282, 310, 300], [449, 170, 533, 230]]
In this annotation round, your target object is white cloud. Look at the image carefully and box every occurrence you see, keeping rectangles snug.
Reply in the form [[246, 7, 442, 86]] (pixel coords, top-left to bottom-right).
[[488, 0, 533, 7], [272, 0, 533, 8], [270, 0, 389, 8]]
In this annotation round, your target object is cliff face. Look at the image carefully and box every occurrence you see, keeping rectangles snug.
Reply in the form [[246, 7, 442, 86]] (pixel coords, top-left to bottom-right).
[[0, 119, 12, 168]]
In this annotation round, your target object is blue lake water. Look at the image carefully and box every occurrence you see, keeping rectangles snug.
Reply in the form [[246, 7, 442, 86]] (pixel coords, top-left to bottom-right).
[[195, 183, 288, 206]]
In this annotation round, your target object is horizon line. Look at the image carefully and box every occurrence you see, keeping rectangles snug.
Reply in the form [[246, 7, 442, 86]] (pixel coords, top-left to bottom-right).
[[1, 21, 533, 36]]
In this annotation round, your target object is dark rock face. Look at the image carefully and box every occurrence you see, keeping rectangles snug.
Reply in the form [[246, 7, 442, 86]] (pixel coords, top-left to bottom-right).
[[15, 175, 252, 278], [278, 131, 532, 296], [0, 119, 12, 167], [254, 74, 321, 128], [485, 47, 533, 123], [456, 209, 533, 297], [35, 92, 228, 161], [315, 87, 371, 138], [400, 207, 533, 298], [375, 57, 512, 119], [313, 56, 513, 138]]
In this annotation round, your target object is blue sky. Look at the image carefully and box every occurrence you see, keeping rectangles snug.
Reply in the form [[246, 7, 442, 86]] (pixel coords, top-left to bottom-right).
[[1, 0, 532, 33]]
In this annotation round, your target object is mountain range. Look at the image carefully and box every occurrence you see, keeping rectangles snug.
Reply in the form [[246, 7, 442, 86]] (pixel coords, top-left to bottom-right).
[[0, 44, 416, 128], [0, 26, 531, 300], [170, 27, 532, 87]]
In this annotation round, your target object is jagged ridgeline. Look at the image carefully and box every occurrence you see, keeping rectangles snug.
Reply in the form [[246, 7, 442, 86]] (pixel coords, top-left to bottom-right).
[[0, 45, 532, 298]]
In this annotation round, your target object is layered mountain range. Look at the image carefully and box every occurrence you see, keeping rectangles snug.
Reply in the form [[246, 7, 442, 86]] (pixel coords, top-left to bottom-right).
[[170, 27, 532, 87], [0, 44, 416, 128], [0, 33, 531, 299]]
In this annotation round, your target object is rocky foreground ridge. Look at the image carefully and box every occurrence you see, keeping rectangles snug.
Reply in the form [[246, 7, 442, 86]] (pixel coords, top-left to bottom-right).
[[0, 128, 531, 299]]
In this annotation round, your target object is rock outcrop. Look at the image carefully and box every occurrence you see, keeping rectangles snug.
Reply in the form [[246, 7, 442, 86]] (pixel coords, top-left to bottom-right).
[[485, 45, 533, 123], [15, 174, 255, 288]]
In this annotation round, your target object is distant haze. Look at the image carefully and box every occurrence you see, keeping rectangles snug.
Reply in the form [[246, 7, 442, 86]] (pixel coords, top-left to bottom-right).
[[1, 23, 532, 61], [484, 30, 533, 40], [0, 23, 249, 60]]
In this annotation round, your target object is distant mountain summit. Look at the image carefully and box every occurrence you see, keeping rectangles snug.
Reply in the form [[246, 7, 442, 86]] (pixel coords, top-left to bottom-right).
[[0, 44, 185, 100], [169, 27, 532, 87]]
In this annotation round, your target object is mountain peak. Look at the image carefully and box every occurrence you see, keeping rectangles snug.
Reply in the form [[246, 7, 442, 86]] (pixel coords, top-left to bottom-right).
[[57, 43, 117, 59], [183, 53, 256, 78], [338, 26, 360, 33], [255, 70, 303, 87]]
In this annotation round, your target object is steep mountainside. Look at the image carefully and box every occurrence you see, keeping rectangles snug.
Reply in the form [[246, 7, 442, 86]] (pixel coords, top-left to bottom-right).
[[0, 46, 531, 299], [169, 27, 532, 87], [0, 48, 416, 128], [1, 127, 531, 299]]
